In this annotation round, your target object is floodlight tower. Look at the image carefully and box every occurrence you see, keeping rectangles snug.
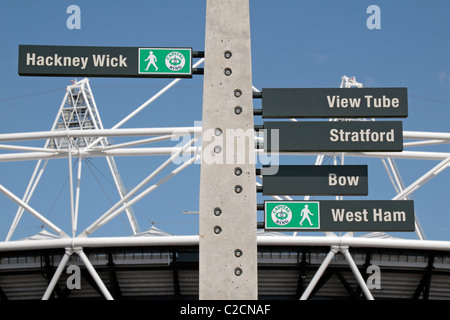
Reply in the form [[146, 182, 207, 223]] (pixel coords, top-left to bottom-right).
[[6, 78, 140, 240], [48, 78, 102, 149]]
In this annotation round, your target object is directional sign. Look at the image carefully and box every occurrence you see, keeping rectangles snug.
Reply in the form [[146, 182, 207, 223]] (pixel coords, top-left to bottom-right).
[[138, 48, 192, 76], [264, 200, 415, 232], [261, 88, 408, 118], [263, 121, 403, 152], [18, 45, 192, 78], [261, 165, 368, 196]]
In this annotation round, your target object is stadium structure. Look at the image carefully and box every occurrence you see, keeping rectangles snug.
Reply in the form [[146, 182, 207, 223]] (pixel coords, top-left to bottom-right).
[[1, 2, 450, 301]]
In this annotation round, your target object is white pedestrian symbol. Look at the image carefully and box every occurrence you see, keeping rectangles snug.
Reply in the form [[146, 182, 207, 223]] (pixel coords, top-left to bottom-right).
[[145, 51, 158, 71], [300, 204, 314, 226]]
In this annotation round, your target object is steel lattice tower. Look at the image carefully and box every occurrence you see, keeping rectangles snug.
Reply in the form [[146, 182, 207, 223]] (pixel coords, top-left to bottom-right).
[[6, 78, 140, 241]]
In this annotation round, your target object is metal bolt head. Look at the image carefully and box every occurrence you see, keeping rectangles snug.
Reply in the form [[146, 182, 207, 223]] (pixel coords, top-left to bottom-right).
[[224, 68, 232, 76], [214, 145, 222, 154], [214, 226, 222, 234], [234, 185, 243, 194], [234, 249, 243, 258], [224, 50, 232, 59], [214, 207, 222, 216], [234, 267, 243, 276], [234, 89, 242, 98], [234, 167, 243, 176], [214, 128, 223, 136], [234, 106, 242, 115]]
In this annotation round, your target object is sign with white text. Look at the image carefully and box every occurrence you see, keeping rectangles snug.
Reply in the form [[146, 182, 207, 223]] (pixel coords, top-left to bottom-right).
[[261, 88, 408, 118], [263, 121, 403, 152], [18, 45, 192, 78], [264, 200, 415, 232], [261, 165, 368, 196]]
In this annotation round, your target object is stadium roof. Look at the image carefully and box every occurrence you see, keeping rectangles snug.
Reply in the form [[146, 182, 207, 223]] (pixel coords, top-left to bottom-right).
[[1, 230, 450, 300]]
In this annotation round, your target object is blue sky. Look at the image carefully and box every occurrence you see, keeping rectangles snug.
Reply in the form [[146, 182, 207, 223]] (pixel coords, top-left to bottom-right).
[[0, 1, 449, 241]]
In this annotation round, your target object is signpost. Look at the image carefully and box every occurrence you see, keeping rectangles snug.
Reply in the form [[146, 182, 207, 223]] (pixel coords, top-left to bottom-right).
[[18, 45, 193, 78], [199, 0, 258, 299], [264, 200, 415, 232], [261, 87, 408, 119], [263, 120, 403, 152], [261, 165, 368, 196], [17, 19, 415, 299], [258, 84, 413, 233]]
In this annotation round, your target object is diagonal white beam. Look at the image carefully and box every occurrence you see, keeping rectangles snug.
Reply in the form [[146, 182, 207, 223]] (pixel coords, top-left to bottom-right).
[[300, 247, 339, 300], [76, 248, 114, 300], [383, 157, 426, 240], [404, 140, 447, 147], [6, 159, 49, 241], [0, 184, 68, 238], [42, 249, 73, 300], [79, 138, 198, 238], [80, 153, 200, 237], [100, 134, 177, 151], [104, 155, 140, 235], [342, 247, 374, 300], [392, 156, 450, 201]]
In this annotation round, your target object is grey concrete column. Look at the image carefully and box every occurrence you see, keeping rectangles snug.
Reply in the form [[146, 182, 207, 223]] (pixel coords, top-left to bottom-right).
[[199, 0, 258, 299]]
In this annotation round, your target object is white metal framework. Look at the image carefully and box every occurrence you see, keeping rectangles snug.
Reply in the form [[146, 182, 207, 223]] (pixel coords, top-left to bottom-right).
[[5, 78, 140, 240], [253, 76, 449, 299], [0, 69, 449, 299]]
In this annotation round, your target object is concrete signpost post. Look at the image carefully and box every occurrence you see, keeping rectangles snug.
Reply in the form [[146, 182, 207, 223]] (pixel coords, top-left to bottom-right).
[[198, 0, 258, 300]]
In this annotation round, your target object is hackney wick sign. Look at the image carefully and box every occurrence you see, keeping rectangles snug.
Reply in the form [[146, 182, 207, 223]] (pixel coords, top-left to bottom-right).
[[18, 45, 193, 78]]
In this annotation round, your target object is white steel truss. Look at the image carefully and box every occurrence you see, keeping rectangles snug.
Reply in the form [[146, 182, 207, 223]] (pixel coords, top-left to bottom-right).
[[3, 78, 141, 240], [0, 67, 449, 299], [252, 76, 449, 300]]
